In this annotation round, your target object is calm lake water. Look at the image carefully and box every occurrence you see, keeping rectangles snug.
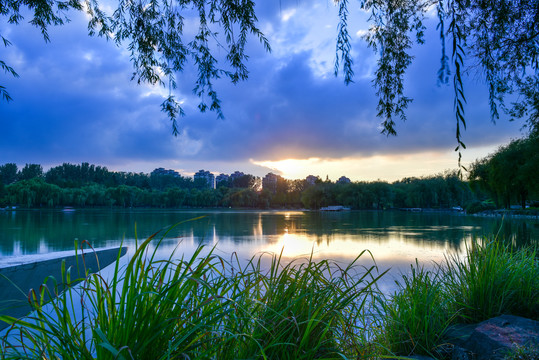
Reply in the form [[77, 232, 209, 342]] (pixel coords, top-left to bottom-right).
[[1, 209, 538, 291]]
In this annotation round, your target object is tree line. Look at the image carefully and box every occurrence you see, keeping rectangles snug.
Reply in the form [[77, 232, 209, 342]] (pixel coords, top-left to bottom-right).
[[1, 133, 537, 211], [0, 162, 474, 210], [469, 133, 539, 211]]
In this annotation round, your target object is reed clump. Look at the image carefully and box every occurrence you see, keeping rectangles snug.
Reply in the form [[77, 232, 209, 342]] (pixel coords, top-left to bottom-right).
[[444, 240, 539, 323], [0, 222, 386, 360], [376, 261, 452, 357], [1, 226, 537, 360], [377, 237, 539, 358]]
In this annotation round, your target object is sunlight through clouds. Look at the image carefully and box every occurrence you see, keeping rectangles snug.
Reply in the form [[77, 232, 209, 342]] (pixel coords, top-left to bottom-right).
[[0, 0, 525, 178], [251, 147, 499, 182]]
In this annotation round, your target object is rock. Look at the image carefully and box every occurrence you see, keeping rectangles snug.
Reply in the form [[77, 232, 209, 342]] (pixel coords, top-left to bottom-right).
[[407, 356, 436, 360], [451, 345, 472, 360], [445, 323, 477, 348], [387, 356, 435, 360], [465, 315, 539, 360]]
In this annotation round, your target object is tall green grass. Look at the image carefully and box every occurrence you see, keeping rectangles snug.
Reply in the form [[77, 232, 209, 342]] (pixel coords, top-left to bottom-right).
[[377, 261, 452, 357], [2, 226, 537, 360], [224, 251, 385, 359], [0, 222, 386, 359], [377, 237, 538, 358], [443, 239, 539, 323]]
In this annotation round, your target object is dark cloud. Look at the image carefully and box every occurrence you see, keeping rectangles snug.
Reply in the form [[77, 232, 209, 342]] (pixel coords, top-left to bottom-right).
[[0, 3, 524, 174]]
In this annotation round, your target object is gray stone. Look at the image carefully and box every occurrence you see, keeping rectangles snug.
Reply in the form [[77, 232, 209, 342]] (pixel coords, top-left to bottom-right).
[[451, 345, 473, 360], [408, 356, 436, 360], [465, 315, 539, 360], [445, 323, 477, 348], [386, 355, 436, 360]]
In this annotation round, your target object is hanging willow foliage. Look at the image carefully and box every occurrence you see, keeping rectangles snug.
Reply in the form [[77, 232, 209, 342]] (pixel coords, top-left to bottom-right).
[[335, 0, 539, 163], [1, 0, 538, 149], [0, 0, 270, 134]]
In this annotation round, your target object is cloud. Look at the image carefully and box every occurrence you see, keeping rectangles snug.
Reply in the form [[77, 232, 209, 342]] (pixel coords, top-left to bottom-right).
[[0, 2, 524, 177]]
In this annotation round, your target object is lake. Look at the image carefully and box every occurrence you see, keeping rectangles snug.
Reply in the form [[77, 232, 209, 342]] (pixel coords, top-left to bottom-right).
[[1, 209, 538, 292]]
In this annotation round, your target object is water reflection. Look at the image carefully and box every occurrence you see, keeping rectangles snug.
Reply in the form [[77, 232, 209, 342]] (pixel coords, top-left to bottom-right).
[[1, 209, 537, 262]]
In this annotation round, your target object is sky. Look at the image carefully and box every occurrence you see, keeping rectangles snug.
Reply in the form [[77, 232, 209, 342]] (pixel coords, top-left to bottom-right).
[[0, 1, 525, 182]]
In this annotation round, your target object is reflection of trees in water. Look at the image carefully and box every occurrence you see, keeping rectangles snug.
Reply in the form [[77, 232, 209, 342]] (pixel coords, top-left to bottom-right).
[[491, 220, 538, 248], [0, 210, 537, 256]]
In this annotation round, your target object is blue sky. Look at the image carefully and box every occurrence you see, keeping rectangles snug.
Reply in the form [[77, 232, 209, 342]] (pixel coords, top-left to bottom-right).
[[0, 1, 524, 181]]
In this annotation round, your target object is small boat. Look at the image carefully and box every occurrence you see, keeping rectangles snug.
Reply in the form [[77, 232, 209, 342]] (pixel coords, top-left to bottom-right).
[[320, 205, 351, 211]]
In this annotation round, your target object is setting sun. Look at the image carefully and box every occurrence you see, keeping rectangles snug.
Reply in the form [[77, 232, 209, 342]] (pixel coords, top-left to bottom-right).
[[251, 145, 501, 181]]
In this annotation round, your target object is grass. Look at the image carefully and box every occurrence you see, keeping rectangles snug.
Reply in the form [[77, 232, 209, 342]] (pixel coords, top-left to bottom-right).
[[1, 224, 537, 360], [0, 220, 387, 359], [377, 236, 539, 358], [376, 261, 452, 357], [226, 251, 386, 359], [444, 239, 539, 323]]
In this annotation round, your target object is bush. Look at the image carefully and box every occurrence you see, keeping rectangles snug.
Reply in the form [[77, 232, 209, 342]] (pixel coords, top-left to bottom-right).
[[466, 200, 496, 214]]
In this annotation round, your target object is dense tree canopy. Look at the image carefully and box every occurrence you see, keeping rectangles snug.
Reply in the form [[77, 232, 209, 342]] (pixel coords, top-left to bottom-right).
[[2, 0, 538, 147], [469, 133, 539, 209], [0, 161, 478, 210], [0, 163, 18, 185]]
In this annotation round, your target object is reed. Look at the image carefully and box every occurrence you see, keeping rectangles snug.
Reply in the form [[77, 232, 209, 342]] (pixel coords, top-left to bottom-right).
[[220, 250, 386, 359], [0, 222, 385, 359], [2, 226, 536, 360], [376, 261, 452, 357], [376, 237, 538, 358], [443, 238, 539, 323]]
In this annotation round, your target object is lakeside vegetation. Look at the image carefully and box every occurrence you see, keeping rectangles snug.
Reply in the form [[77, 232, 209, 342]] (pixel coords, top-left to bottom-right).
[[0, 167, 474, 210], [380, 239, 538, 357], [1, 227, 537, 359], [1, 134, 537, 212]]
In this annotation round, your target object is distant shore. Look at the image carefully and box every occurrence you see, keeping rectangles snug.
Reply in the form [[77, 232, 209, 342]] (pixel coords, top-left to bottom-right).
[[469, 209, 539, 220], [3, 206, 539, 220]]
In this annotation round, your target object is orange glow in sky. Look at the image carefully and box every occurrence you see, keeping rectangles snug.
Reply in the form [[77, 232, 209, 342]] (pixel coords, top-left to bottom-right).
[[251, 145, 499, 181]]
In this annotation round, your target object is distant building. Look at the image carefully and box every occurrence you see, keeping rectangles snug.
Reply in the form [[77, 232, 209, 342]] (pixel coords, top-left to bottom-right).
[[262, 172, 281, 193], [215, 173, 229, 186], [151, 168, 180, 177], [337, 176, 351, 184], [306, 175, 318, 186], [194, 170, 215, 189]]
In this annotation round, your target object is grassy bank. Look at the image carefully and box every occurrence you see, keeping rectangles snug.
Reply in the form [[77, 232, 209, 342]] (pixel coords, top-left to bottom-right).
[[0, 225, 537, 359], [379, 239, 538, 358]]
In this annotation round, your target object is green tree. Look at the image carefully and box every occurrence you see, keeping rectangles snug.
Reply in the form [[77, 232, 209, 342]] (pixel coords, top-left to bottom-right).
[[366, 181, 393, 210], [231, 174, 260, 190], [0, 163, 18, 185], [166, 187, 188, 207], [469, 134, 539, 209], [5, 178, 61, 207], [224, 188, 258, 208], [301, 184, 333, 210], [19, 163, 43, 180], [83, 184, 108, 206]]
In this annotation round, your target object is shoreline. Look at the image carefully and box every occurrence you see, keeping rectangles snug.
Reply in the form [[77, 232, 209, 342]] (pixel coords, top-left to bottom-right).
[[3, 205, 539, 219], [469, 209, 539, 221]]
